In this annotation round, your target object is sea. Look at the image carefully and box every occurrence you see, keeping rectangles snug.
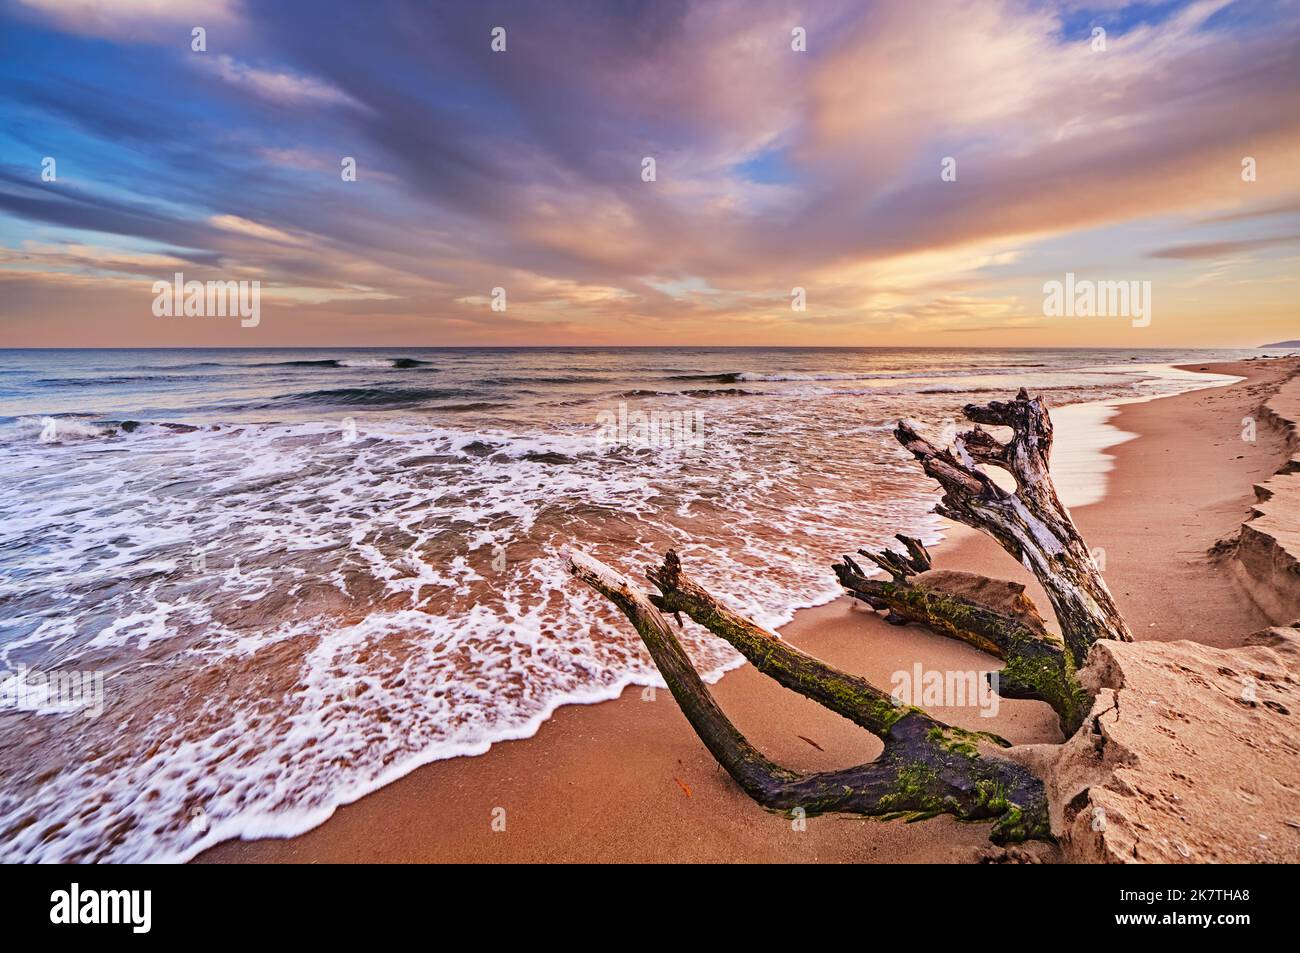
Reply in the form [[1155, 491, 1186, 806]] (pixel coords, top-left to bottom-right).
[[0, 346, 1268, 861]]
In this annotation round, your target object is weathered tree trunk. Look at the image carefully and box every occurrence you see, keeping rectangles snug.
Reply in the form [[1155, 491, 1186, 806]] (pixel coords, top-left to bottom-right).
[[895, 389, 1131, 666], [567, 549, 1050, 843], [834, 539, 1089, 736], [562, 389, 1129, 845]]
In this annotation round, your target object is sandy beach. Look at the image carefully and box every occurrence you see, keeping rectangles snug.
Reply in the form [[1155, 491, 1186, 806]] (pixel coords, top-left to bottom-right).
[[197, 358, 1293, 863], [7, 0, 1300, 886]]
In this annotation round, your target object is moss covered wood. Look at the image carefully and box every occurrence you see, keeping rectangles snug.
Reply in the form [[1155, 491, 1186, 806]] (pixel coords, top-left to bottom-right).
[[566, 549, 1050, 843], [834, 541, 1090, 736]]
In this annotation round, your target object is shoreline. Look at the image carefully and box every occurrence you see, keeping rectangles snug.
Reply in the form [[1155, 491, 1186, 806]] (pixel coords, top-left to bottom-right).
[[198, 357, 1293, 863]]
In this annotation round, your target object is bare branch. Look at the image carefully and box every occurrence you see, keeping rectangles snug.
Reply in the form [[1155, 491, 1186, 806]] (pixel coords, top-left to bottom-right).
[[895, 392, 1132, 664]]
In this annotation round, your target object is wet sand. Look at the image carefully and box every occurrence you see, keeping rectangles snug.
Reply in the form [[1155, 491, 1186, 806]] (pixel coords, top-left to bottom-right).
[[198, 358, 1292, 863]]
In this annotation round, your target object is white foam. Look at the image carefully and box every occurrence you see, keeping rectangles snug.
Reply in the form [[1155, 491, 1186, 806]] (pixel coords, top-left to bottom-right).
[[1048, 364, 1241, 508], [338, 358, 399, 368]]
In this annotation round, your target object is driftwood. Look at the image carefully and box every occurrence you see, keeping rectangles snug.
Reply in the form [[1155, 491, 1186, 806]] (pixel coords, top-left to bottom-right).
[[567, 549, 1049, 842], [565, 390, 1128, 842], [895, 389, 1132, 664], [834, 538, 1089, 736]]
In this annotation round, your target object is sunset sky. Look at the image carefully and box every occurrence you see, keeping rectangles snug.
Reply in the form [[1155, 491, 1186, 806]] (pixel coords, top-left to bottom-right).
[[0, 0, 1297, 348]]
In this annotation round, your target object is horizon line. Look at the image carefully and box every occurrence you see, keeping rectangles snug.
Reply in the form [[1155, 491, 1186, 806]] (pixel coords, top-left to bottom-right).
[[0, 344, 1285, 352]]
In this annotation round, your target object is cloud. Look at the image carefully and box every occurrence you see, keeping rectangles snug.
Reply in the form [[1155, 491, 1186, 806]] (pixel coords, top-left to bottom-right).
[[3, 0, 1300, 345], [0, 240, 196, 277], [1149, 235, 1300, 259], [208, 214, 307, 246], [13, 0, 241, 41], [200, 54, 360, 108], [0, 171, 224, 246]]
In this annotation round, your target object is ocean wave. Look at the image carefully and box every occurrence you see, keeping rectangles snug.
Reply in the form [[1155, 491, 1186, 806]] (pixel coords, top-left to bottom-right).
[[617, 387, 763, 398], [428, 401, 507, 412], [918, 383, 1035, 394], [681, 388, 765, 397], [273, 386, 475, 406], [127, 361, 227, 371], [476, 374, 611, 386], [737, 372, 871, 382], [253, 357, 435, 369], [10, 415, 109, 441], [664, 372, 743, 383], [33, 376, 190, 387], [4, 416, 205, 444], [731, 367, 1063, 384]]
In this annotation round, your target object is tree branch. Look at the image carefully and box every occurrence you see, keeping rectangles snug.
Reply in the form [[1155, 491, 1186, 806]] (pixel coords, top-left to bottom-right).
[[834, 553, 1090, 735], [646, 550, 911, 738], [565, 548, 1050, 843], [895, 390, 1132, 665]]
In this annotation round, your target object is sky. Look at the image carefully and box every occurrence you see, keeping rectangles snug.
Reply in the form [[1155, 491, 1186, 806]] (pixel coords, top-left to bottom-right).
[[0, 0, 1297, 348]]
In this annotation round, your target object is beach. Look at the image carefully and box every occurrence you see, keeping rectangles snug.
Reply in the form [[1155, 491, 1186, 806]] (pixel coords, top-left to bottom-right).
[[7, 0, 1300, 887], [7, 346, 1262, 864], [195, 356, 1293, 863]]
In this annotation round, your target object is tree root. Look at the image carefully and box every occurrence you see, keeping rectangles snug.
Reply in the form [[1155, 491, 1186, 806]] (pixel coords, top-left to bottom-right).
[[566, 549, 1051, 843]]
